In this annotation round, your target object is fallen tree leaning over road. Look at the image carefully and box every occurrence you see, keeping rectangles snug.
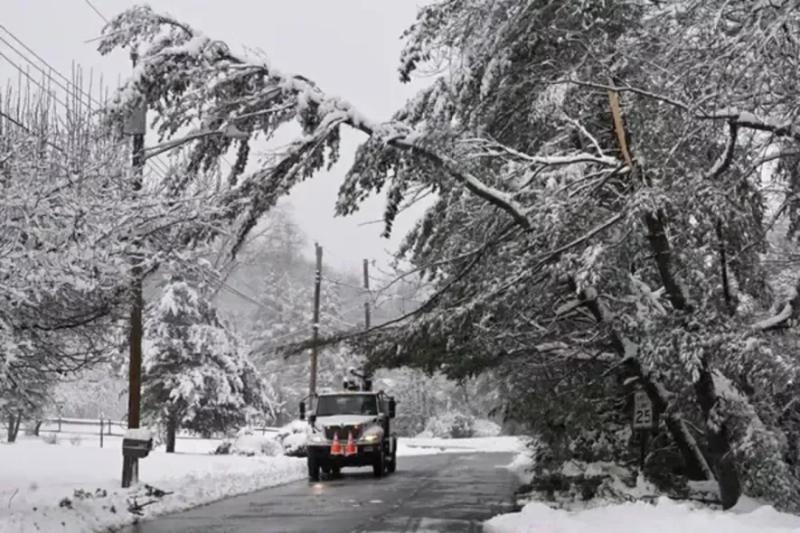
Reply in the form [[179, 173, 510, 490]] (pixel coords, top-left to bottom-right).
[[100, 1, 800, 510]]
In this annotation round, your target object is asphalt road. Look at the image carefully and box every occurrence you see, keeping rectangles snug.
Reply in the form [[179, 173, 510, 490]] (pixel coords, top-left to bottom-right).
[[124, 452, 519, 533]]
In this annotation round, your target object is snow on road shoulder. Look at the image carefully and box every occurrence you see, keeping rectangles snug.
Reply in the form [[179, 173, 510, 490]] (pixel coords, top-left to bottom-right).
[[483, 496, 800, 533], [399, 436, 528, 456], [503, 449, 534, 481], [0, 438, 305, 533]]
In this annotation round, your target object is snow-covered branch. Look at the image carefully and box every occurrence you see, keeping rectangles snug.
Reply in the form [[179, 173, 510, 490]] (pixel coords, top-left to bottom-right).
[[99, 7, 532, 237]]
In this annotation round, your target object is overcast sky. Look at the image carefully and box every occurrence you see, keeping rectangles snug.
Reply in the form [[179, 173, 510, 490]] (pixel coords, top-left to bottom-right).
[[1, 0, 429, 274]]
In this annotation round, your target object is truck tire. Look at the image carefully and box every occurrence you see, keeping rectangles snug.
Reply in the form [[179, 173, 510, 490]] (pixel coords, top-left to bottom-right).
[[307, 456, 321, 482], [372, 450, 385, 478]]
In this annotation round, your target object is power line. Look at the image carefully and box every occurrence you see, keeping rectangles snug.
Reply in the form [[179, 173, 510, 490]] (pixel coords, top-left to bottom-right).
[[0, 23, 173, 177], [0, 24, 170, 180], [0, 49, 69, 110], [320, 274, 367, 293], [72, 1, 174, 177], [0, 109, 66, 152], [83, 0, 109, 24], [0, 26, 100, 109]]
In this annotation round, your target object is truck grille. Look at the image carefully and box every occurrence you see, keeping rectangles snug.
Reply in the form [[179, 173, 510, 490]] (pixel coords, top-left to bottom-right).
[[324, 425, 362, 440]]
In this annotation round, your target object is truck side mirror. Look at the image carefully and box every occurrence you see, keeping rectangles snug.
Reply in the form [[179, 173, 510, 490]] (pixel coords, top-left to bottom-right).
[[388, 398, 396, 418], [299, 401, 306, 420]]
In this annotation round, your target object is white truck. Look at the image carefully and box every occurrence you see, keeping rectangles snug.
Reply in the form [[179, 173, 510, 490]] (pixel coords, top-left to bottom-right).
[[300, 390, 397, 481]]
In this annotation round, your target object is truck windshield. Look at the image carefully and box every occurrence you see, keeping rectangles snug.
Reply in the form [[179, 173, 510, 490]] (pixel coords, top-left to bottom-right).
[[316, 394, 378, 416]]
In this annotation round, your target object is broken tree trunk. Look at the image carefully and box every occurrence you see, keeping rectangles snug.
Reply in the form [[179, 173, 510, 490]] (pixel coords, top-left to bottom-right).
[[578, 287, 714, 481], [608, 89, 739, 505]]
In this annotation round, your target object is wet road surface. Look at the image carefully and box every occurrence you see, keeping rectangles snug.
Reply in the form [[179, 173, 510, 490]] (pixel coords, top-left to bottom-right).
[[124, 452, 519, 532]]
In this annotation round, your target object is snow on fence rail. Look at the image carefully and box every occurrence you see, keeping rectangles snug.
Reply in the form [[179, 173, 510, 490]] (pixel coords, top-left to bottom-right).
[[33, 417, 279, 448]]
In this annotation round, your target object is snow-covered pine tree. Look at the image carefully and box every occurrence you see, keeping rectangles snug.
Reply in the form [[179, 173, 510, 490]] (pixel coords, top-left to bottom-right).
[[245, 267, 360, 424], [142, 275, 267, 451]]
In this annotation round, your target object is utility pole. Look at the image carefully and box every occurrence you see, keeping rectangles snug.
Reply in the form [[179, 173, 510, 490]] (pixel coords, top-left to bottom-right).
[[362, 259, 373, 391], [363, 259, 371, 330], [309, 243, 322, 398], [122, 50, 146, 489]]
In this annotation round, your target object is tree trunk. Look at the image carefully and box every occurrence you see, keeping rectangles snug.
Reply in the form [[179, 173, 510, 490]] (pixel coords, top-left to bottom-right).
[[33, 420, 42, 436], [695, 362, 741, 509], [7, 412, 21, 443], [578, 288, 714, 480], [609, 91, 736, 500], [166, 413, 177, 453], [644, 211, 691, 312]]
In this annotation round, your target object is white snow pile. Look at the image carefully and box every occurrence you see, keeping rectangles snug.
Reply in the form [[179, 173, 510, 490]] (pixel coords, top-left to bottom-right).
[[504, 449, 535, 481], [214, 431, 284, 457], [275, 420, 308, 456], [214, 421, 308, 457], [484, 496, 800, 533], [417, 413, 501, 439], [474, 419, 503, 437], [400, 435, 527, 455], [0, 437, 306, 533]]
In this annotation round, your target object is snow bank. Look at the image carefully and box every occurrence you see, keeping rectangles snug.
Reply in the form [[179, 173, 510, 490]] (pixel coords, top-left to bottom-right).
[[399, 436, 527, 456], [473, 419, 502, 437], [222, 433, 283, 456], [418, 412, 477, 438], [484, 497, 800, 533], [504, 450, 535, 481], [275, 420, 308, 456], [0, 437, 305, 533]]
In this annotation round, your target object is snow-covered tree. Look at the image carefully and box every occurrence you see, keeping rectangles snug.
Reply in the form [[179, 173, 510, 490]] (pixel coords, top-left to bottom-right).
[[142, 276, 268, 451], [101, 2, 800, 510], [0, 71, 228, 441]]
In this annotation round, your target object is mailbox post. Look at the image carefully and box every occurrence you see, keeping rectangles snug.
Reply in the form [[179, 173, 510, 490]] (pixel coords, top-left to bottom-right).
[[122, 428, 153, 487]]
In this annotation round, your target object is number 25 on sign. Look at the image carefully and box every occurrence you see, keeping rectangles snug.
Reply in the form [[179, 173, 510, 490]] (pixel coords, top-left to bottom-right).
[[633, 390, 654, 429]]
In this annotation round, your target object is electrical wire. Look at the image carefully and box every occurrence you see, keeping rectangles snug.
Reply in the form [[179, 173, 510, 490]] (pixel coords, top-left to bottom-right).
[[0, 24, 172, 180], [82, 0, 109, 24]]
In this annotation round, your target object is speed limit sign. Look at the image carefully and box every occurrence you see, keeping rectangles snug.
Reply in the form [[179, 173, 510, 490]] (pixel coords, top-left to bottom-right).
[[633, 390, 655, 429]]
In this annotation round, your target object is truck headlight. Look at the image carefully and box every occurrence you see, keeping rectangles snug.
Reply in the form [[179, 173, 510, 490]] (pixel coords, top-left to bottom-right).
[[360, 428, 383, 444]]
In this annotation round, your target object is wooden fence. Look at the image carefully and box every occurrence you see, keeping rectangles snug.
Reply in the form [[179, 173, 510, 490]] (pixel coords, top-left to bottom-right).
[[36, 417, 279, 448]]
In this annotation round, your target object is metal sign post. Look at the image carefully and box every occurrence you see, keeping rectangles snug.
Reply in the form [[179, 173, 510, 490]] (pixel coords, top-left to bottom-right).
[[632, 388, 656, 471]]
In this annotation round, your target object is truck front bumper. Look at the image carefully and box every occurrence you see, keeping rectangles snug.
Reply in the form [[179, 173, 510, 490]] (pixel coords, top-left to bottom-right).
[[307, 443, 382, 467]]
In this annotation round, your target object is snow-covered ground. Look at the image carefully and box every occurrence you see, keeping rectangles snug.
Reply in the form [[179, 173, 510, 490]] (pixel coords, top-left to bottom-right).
[[0, 436, 305, 533], [0, 431, 527, 532], [484, 496, 800, 533], [399, 436, 526, 456], [487, 449, 800, 533]]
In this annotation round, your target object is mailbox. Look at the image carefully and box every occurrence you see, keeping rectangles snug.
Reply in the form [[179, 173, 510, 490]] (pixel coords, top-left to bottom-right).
[[122, 429, 154, 459]]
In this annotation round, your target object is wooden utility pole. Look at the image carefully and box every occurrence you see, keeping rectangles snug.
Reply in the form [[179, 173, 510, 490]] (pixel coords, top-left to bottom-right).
[[362, 259, 373, 390], [122, 50, 146, 489], [362, 259, 371, 330], [309, 243, 323, 398]]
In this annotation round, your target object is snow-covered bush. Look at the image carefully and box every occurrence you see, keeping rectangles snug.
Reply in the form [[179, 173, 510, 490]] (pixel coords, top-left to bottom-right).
[[419, 413, 476, 438], [214, 430, 283, 457], [473, 419, 502, 437], [274, 420, 308, 457]]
